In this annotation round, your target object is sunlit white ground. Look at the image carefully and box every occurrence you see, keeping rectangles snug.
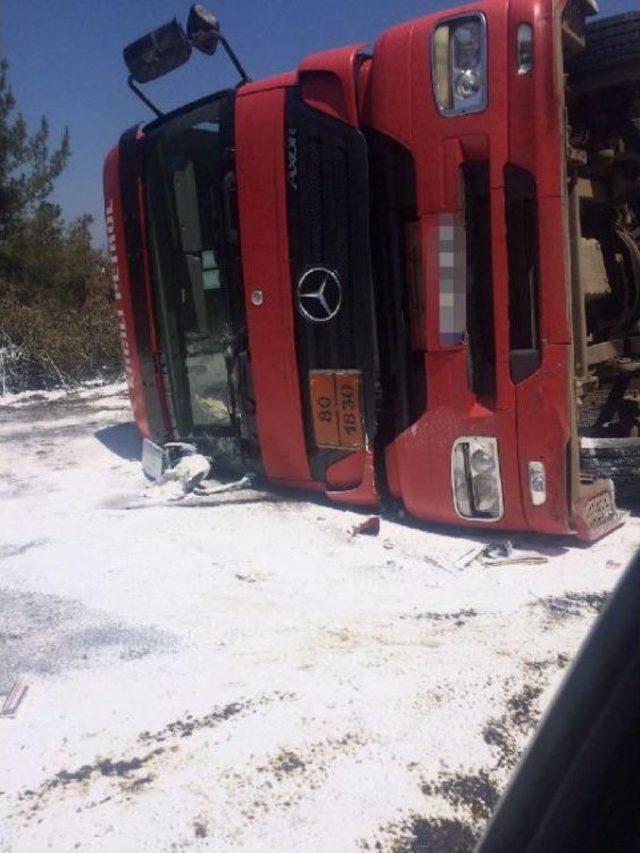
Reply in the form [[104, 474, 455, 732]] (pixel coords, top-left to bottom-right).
[[0, 382, 638, 852]]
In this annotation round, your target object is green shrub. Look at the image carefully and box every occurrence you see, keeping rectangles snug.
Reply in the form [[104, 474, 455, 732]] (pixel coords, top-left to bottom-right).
[[0, 285, 122, 394], [0, 61, 123, 395]]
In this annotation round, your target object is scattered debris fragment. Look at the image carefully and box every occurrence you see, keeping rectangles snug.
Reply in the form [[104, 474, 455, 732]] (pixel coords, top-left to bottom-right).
[[192, 817, 209, 839], [454, 545, 486, 570], [606, 560, 622, 571], [423, 554, 446, 570], [453, 541, 549, 570], [141, 438, 168, 481], [192, 475, 253, 497], [481, 542, 514, 563], [350, 516, 381, 537], [235, 572, 261, 584], [1, 677, 28, 718], [159, 451, 210, 491], [479, 541, 549, 568], [140, 446, 211, 502], [481, 553, 549, 568]]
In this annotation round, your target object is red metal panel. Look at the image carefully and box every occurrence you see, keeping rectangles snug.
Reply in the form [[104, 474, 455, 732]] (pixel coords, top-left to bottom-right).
[[507, 0, 572, 533], [299, 44, 365, 127], [391, 405, 528, 531], [238, 72, 297, 97], [363, 0, 578, 534], [515, 344, 572, 534], [357, 57, 372, 116], [326, 452, 366, 490], [326, 451, 379, 508], [235, 87, 312, 483], [509, 0, 571, 345], [489, 183, 515, 413], [360, 22, 414, 147], [103, 145, 151, 438]]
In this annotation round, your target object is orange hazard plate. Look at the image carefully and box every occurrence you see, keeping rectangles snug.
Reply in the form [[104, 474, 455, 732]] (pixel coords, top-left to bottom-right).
[[309, 370, 365, 450]]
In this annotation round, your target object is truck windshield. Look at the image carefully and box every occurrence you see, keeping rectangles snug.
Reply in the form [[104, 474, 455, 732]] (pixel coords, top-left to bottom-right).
[[144, 95, 235, 437]]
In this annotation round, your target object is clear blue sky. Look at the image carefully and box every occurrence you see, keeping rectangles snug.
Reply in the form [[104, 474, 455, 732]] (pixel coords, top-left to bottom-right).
[[2, 0, 635, 246]]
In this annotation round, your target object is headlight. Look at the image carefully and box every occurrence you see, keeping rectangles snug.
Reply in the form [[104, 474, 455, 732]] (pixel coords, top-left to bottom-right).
[[451, 437, 504, 521], [432, 13, 488, 117]]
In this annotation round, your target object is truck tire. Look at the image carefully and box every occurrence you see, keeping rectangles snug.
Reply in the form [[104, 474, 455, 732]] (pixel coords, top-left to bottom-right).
[[568, 12, 640, 93], [581, 438, 640, 502]]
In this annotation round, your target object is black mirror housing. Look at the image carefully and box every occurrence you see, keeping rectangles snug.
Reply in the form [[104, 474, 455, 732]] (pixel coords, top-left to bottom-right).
[[124, 19, 192, 83], [187, 4, 221, 56]]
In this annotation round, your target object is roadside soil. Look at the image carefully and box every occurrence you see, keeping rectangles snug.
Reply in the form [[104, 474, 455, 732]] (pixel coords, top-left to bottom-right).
[[0, 383, 637, 852]]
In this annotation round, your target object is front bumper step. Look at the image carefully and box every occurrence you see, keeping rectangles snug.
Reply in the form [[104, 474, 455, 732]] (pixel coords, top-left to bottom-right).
[[573, 478, 626, 541]]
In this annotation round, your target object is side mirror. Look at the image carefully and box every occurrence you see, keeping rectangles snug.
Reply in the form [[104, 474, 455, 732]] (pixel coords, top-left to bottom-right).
[[187, 4, 221, 56], [124, 19, 192, 83], [122, 4, 251, 117]]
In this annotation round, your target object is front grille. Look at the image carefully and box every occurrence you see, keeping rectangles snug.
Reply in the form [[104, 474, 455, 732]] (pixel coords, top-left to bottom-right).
[[285, 89, 379, 479]]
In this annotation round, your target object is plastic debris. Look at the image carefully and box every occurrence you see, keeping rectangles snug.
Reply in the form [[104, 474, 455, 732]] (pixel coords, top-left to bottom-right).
[[454, 541, 549, 569], [454, 545, 485, 570], [192, 475, 252, 497], [480, 542, 514, 563], [142, 447, 211, 502], [479, 541, 549, 567], [350, 516, 381, 537], [1, 677, 28, 718]]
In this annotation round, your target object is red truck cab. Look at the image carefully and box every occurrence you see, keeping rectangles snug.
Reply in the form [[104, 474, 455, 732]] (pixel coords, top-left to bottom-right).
[[105, 2, 640, 540]]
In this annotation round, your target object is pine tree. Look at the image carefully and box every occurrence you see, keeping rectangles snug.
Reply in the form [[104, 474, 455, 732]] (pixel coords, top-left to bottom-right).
[[0, 60, 70, 248], [0, 61, 121, 390]]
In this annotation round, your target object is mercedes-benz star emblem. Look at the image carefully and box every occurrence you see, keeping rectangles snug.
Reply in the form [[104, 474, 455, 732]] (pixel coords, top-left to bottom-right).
[[296, 267, 342, 323]]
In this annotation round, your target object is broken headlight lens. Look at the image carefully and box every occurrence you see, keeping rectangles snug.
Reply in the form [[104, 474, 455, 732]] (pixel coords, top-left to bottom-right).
[[432, 13, 488, 116], [473, 473, 501, 514], [451, 437, 504, 521], [471, 447, 495, 475]]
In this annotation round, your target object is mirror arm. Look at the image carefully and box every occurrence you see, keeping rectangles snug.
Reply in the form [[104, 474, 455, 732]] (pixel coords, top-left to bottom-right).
[[214, 34, 252, 85], [127, 75, 164, 118]]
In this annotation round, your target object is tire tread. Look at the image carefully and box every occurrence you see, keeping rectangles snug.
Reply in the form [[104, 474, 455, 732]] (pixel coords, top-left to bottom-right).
[[568, 11, 640, 83]]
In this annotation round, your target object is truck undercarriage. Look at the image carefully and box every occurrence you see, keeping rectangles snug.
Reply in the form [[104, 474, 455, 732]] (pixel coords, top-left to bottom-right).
[[567, 11, 640, 497]]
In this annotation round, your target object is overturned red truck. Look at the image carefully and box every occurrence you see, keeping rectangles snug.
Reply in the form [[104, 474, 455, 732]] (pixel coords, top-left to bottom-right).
[[104, 2, 640, 540]]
